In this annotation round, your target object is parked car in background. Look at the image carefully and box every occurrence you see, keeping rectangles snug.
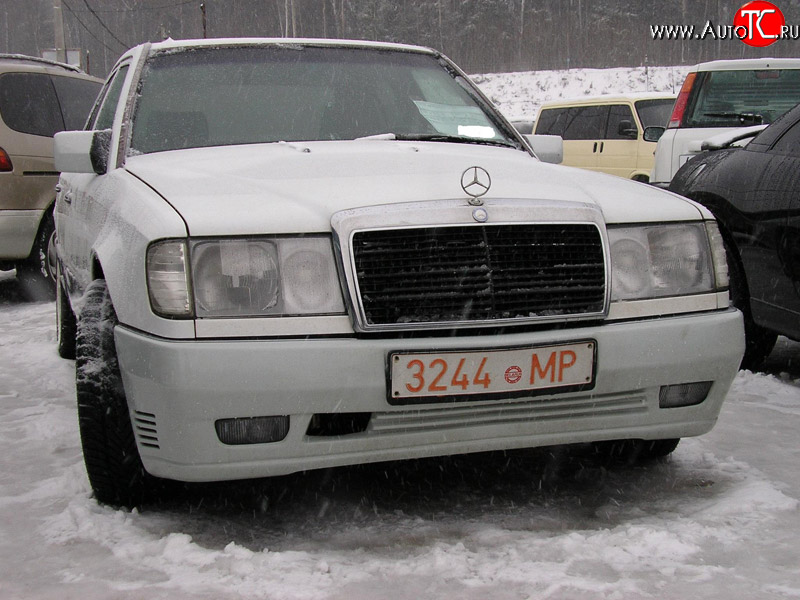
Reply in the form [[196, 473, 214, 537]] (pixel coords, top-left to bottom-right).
[[0, 55, 102, 299], [651, 58, 800, 188], [533, 93, 675, 182], [670, 102, 800, 369], [54, 38, 742, 508]]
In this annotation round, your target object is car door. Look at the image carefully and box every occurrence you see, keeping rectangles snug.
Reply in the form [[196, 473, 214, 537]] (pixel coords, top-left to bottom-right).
[[560, 105, 606, 171], [57, 64, 130, 296], [597, 103, 638, 178], [764, 117, 800, 335]]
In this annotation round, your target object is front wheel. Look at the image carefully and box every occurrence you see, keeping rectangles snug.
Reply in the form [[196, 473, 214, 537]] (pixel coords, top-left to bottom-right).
[[76, 279, 164, 507], [592, 438, 680, 465]]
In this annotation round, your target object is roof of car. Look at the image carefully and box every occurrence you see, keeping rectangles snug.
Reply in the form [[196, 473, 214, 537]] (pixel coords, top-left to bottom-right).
[[693, 57, 800, 71], [538, 92, 676, 108], [0, 53, 84, 73], [146, 37, 438, 56]]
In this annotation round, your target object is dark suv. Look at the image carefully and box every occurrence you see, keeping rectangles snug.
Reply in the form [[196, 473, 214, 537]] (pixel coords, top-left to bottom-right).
[[670, 102, 800, 369], [0, 54, 101, 299]]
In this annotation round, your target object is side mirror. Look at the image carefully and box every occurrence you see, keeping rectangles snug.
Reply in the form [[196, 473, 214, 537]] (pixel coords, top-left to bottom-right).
[[54, 129, 112, 175], [617, 120, 638, 139], [643, 126, 666, 143], [89, 130, 112, 174], [525, 134, 563, 164]]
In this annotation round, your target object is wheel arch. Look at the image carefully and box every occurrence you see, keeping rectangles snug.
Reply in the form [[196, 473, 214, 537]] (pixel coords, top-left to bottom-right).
[[689, 192, 750, 296]]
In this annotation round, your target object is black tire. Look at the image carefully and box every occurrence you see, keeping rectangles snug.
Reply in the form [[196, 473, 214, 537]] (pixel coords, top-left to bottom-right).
[[638, 438, 680, 460], [16, 211, 57, 301], [56, 265, 77, 359], [591, 438, 680, 465], [725, 240, 778, 370], [76, 279, 162, 507]]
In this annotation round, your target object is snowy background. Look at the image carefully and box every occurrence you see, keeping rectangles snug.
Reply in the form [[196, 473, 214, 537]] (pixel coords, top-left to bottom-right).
[[1, 66, 799, 600], [473, 65, 691, 122]]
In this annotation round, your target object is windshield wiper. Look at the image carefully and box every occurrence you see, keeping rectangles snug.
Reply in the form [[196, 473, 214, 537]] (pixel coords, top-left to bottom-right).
[[356, 132, 517, 148], [703, 112, 764, 125]]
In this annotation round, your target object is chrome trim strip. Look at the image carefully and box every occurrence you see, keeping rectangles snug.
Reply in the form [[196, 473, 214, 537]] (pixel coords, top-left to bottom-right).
[[607, 291, 729, 320], [194, 315, 353, 338]]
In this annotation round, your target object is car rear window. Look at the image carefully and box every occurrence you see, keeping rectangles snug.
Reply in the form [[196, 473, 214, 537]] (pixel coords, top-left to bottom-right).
[[52, 76, 102, 130], [684, 69, 800, 128], [0, 72, 100, 137], [0, 72, 63, 137]]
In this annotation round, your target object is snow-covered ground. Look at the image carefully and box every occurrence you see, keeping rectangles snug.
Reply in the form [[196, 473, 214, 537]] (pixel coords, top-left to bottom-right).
[[2, 271, 800, 599], [1, 65, 799, 599], [3, 265, 800, 600]]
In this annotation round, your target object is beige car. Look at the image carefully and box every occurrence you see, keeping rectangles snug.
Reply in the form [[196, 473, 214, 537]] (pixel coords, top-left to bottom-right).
[[0, 54, 101, 299], [534, 93, 675, 182]]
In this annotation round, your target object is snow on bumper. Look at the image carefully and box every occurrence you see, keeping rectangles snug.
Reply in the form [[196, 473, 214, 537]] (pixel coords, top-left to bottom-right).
[[115, 309, 744, 482]]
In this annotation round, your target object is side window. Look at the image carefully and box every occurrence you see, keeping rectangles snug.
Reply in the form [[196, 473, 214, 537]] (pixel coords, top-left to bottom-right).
[[563, 106, 607, 140], [536, 108, 568, 136], [92, 65, 130, 130], [770, 118, 800, 156], [0, 72, 64, 137], [605, 104, 636, 139], [51, 76, 103, 131]]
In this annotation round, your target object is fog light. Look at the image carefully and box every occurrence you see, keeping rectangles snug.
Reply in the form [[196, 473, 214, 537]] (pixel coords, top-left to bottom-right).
[[659, 382, 712, 408], [215, 416, 289, 445]]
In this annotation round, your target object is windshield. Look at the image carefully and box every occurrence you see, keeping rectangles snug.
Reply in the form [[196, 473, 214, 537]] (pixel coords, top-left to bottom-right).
[[129, 45, 515, 154], [634, 98, 674, 129], [684, 69, 800, 127]]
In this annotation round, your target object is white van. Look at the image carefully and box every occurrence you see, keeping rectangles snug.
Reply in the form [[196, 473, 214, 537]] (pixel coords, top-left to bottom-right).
[[534, 93, 675, 182], [650, 58, 800, 187]]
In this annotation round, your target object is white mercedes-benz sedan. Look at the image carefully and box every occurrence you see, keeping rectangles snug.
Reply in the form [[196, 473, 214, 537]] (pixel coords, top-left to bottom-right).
[[53, 38, 743, 507]]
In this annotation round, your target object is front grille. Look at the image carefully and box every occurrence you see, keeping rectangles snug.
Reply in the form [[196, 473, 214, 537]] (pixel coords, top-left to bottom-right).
[[352, 224, 605, 327]]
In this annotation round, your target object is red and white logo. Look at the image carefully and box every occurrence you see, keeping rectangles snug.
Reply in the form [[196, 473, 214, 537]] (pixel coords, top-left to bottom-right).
[[504, 366, 522, 385], [734, 1, 785, 47]]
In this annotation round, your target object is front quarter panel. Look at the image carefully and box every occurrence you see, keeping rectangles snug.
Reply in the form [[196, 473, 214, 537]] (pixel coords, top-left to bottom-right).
[[60, 167, 192, 339]]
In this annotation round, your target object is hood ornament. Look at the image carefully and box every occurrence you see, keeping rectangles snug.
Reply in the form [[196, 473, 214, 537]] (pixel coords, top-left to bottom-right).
[[461, 166, 491, 206]]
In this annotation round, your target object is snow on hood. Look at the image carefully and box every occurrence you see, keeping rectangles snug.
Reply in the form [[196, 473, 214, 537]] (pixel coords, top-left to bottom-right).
[[124, 141, 704, 236]]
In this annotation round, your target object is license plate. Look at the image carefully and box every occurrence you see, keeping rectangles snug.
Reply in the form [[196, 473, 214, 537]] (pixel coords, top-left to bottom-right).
[[389, 341, 595, 403]]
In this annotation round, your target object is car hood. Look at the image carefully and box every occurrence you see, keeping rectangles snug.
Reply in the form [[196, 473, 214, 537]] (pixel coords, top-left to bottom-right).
[[124, 141, 706, 236]]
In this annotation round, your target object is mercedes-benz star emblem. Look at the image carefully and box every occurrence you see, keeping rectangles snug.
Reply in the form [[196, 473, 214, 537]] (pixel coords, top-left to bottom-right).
[[472, 207, 488, 223], [461, 166, 491, 205]]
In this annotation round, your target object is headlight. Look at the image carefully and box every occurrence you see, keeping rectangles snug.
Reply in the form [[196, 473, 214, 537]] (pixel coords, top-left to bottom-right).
[[609, 223, 720, 301], [146, 236, 346, 318], [191, 236, 345, 318]]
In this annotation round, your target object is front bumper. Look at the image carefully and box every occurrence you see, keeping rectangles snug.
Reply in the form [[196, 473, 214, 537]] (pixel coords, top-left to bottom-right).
[[115, 308, 744, 482]]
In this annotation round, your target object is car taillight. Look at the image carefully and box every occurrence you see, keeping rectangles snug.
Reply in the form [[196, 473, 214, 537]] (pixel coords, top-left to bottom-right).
[[0, 147, 12, 172], [667, 72, 697, 129]]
